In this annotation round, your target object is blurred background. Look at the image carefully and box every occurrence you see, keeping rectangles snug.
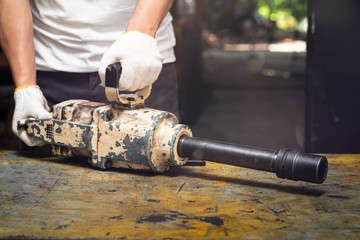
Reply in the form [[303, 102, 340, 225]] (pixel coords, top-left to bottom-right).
[[0, 0, 359, 153]]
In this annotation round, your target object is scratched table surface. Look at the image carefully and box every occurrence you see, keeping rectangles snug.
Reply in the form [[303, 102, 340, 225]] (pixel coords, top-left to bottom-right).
[[0, 151, 359, 239]]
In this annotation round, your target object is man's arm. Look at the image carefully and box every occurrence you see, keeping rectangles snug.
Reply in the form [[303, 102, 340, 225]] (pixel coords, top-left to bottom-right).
[[0, 0, 36, 87], [0, 0, 52, 147], [98, 0, 174, 91], [127, 0, 174, 37]]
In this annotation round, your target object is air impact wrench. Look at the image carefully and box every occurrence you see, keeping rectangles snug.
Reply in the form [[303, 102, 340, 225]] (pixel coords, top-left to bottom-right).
[[21, 63, 328, 184]]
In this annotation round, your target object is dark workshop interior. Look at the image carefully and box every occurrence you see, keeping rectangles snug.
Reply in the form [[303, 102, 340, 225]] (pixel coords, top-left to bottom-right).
[[1, 0, 359, 153], [1, 1, 360, 239]]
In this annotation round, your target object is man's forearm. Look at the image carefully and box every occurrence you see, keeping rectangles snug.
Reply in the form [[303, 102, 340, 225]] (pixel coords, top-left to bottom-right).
[[127, 0, 174, 38], [0, 0, 36, 87]]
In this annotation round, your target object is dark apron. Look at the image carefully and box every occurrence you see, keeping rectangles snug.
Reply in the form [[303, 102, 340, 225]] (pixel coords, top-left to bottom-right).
[[37, 63, 179, 116]]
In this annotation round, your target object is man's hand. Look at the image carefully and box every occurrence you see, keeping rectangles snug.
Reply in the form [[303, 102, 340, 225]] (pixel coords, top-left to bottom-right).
[[98, 0, 173, 92], [98, 31, 163, 92], [12, 86, 52, 146]]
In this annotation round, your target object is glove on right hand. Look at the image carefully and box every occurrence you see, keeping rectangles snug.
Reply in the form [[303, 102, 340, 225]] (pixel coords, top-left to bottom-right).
[[98, 31, 163, 92], [12, 86, 52, 147]]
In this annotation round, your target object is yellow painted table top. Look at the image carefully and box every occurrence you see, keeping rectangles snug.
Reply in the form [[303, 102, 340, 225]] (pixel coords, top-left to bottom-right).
[[0, 151, 359, 239]]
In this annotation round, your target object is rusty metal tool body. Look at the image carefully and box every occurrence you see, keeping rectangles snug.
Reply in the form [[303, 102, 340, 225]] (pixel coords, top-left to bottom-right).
[[24, 63, 328, 184]]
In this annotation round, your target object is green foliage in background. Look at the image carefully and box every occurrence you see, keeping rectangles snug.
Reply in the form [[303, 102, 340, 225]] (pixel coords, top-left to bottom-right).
[[258, 0, 307, 30], [204, 0, 307, 32]]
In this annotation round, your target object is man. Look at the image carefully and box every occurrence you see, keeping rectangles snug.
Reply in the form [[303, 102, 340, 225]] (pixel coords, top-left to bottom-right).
[[0, 0, 177, 147]]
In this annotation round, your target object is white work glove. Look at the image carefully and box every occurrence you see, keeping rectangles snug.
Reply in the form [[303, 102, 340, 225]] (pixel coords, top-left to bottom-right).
[[12, 86, 52, 147], [98, 31, 163, 92]]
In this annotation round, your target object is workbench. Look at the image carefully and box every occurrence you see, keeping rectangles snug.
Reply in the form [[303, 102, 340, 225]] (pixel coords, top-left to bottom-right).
[[0, 151, 359, 239]]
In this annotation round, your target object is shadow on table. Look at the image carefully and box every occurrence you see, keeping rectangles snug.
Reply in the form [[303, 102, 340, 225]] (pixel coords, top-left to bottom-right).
[[16, 151, 326, 197], [167, 166, 327, 197]]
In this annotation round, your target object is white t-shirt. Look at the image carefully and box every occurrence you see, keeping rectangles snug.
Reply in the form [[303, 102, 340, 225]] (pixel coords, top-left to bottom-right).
[[29, 0, 176, 72]]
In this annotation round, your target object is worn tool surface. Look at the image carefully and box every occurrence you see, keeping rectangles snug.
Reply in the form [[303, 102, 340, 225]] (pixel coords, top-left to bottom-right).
[[0, 151, 359, 239]]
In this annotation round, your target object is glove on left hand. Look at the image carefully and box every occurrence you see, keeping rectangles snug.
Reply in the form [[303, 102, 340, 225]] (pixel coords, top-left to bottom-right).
[[98, 31, 163, 92], [12, 86, 52, 146]]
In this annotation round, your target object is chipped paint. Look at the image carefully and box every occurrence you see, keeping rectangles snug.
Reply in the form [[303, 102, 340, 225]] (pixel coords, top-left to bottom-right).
[[27, 119, 54, 144], [26, 99, 192, 172], [105, 85, 151, 108], [52, 121, 92, 150]]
